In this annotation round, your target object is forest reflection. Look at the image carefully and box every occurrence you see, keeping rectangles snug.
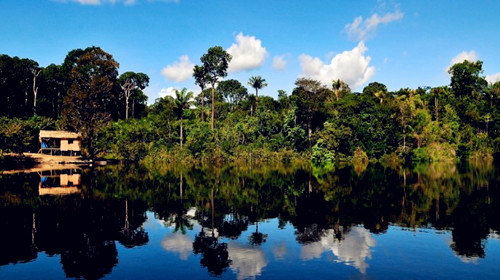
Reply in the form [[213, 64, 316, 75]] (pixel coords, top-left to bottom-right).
[[0, 161, 498, 279]]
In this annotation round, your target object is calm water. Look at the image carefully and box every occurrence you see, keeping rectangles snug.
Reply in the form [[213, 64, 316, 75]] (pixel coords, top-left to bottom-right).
[[0, 163, 499, 279]]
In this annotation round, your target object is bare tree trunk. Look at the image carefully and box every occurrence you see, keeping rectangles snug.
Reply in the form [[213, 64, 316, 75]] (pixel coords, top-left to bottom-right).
[[211, 87, 215, 130], [125, 96, 129, 120], [32, 69, 41, 116]]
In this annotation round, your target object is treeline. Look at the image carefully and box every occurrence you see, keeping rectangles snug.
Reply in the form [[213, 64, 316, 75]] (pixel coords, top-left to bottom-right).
[[0, 46, 499, 165]]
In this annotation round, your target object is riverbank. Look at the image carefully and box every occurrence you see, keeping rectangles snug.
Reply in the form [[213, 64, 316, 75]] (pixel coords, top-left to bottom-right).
[[0, 153, 87, 174]]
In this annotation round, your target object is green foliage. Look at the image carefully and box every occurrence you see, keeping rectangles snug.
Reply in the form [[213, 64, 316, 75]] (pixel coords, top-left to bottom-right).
[[0, 116, 55, 153], [1, 47, 498, 167]]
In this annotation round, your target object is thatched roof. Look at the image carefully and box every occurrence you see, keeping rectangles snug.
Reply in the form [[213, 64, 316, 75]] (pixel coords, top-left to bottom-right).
[[40, 130, 81, 139]]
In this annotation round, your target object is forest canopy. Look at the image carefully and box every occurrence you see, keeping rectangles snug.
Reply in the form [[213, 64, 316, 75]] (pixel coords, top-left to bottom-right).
[[0, 46, 498, 166]]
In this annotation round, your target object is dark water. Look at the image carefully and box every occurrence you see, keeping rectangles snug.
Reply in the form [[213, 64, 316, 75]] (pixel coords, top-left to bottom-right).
[[0, 163, 499, 279]]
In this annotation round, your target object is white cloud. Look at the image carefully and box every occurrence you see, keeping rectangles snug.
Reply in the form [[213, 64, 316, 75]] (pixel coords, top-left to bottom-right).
[[272, 55, 287, 71], [161, 55, 195, 83], [227, 33, 268, 73], [299, 41, 375, 89], [159, 87, 177, 98], [228, 243, 267, 280], [486, 73, 500, 84], [301, 227, 376, 274], [345, 10, 404, 41], [448, 50, 478, 70], [159, 87, 199, 100], [161, 233, 193, 260]]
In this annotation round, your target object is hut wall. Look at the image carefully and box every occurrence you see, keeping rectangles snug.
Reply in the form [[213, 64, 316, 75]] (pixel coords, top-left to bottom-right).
[[61, 139, 81, 151], [60, 174, 81, 186]]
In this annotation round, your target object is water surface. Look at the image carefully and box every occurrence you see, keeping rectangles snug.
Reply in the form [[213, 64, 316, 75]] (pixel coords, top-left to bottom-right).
[[0, 163, 499, 279]]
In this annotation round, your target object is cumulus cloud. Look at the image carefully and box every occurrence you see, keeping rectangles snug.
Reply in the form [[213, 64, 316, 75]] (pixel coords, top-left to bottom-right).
[[228, 243, 267, 280], [161, 55, 195, 83], [448, 50, 478, 70], [345, 10, 404, 41], [272, 55, 287, 71], [227, 33, 268, 73], [299, 41, 375, 89], [301, 227, 376, 274], [486, 73, 500, 84]]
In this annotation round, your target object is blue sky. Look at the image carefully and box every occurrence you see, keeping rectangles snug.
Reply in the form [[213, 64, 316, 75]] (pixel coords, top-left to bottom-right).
[[0, 0, 499, 102]]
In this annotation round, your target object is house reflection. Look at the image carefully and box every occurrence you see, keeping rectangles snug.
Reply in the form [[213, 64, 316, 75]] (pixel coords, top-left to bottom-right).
[[38, 169, 81, 196]]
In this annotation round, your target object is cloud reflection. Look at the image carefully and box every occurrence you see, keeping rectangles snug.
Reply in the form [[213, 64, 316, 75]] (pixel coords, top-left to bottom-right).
[[301, 227, 375, 273], [228, 243, 267, 280], [161, 234, 193, 260]]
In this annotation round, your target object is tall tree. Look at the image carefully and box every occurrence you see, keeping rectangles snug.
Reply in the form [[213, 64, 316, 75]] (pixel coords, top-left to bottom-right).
[[62, 47, 119, 159], [118, 72, 149, 120], [31, 67, 41, 115], [292, 78, 329, 145], [174, 88, 194, 148], [199, 46, 232, 130], [193, 65, 208, 122], [448, 60, 487, 97], [217, 79, 248, 110], [248, 76, 267, 103]]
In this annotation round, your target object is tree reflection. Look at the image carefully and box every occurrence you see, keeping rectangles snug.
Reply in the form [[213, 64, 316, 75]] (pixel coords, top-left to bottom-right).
[[0, 162, 498, 278]]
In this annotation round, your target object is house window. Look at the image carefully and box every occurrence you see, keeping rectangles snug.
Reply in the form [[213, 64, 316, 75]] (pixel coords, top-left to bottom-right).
[[68, 139, 74, 144]]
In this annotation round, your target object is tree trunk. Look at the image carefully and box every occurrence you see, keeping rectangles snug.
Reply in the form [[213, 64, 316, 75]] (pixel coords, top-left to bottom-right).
[[250, 103, 254, 117], [255, 88, 259, 109], [211, 87, 215, 130], [132, 101, 135, 119], [125, 96, 129, 120]]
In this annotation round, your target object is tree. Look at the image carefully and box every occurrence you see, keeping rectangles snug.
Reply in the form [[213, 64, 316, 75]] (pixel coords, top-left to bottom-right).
[[199, 46, 232, 130], [174, 88, 194, 148], [217, 79, 248, 110], [363, 82, 387, 99], [62, 47, 119, 159], [448, 60, 487, 97], [332, 79, 350, 101], [31, 68, 41, 115], [118, 72, 149, 120], [193, 65, 209, 121], [247, 76, 268, 103], [292, 78, 330, 145]]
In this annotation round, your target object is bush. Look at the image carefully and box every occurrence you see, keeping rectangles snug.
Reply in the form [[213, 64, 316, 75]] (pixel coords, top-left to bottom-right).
[[412, 142, 456, 163]]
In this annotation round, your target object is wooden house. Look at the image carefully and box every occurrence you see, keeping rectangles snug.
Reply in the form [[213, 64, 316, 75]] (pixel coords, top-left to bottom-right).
[[39, 130, 82, 156]]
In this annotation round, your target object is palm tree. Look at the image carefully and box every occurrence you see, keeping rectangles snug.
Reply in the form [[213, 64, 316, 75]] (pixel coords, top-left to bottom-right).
[[175, 88, 194, 148], [374, 90, 387, 104], [247, 76, 268, 103], [332, 79, 349, 101]]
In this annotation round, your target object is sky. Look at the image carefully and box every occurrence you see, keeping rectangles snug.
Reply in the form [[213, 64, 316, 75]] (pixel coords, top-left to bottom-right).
[[0, 0, 499, 103]]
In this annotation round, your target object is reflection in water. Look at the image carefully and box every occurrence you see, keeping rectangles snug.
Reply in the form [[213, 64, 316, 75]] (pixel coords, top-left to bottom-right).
[[272, 242, 287, 260], [38, 169, 81, 196], [162, 233, 193, 260], [0, 163, 498, 279], [228, 243, 267, 280], [301, 227, 375, 273]]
